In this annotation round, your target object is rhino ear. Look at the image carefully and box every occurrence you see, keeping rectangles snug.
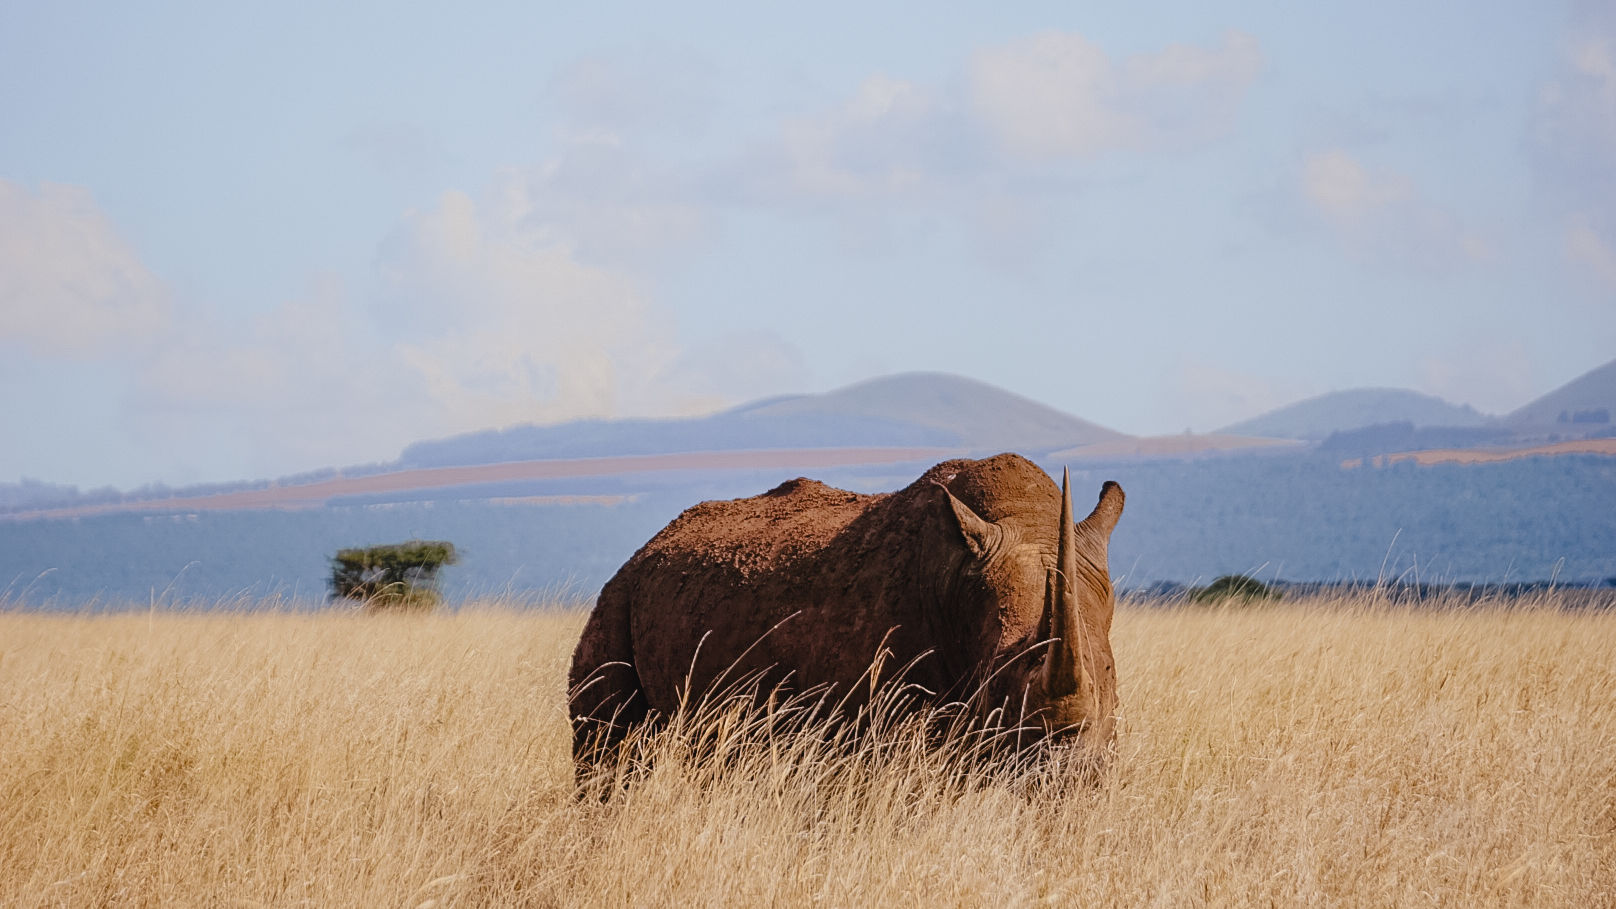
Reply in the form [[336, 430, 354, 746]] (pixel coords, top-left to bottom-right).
[[935, 482, 1001, 558], [1077, 480, 1125, 538]]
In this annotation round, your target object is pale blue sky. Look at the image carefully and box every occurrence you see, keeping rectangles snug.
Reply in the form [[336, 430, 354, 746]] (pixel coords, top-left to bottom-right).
[[2, 1, 1612, 487]]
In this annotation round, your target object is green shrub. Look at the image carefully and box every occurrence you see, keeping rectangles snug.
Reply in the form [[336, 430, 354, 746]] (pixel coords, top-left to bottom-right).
[[1190, 574, 1280, 605], [329, 540, 457, 612]]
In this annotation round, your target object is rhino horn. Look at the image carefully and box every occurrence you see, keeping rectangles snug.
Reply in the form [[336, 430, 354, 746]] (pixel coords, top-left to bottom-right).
[[1043, 467, 1095, 699]]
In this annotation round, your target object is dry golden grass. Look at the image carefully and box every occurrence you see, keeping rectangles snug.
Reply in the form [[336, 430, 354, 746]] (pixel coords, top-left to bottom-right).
[[2, 595, 1614, 907]]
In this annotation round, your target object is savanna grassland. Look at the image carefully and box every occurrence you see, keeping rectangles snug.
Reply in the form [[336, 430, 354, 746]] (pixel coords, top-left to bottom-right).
[[2, 596, 1614, 907]]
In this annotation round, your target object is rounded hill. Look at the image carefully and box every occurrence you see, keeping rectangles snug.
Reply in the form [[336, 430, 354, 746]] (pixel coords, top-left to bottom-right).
[[402, 372, 1126, 468], [1505, 357, 1616, 436], [1218, 388, 1490, 441], [728, 372, 1127, 452]]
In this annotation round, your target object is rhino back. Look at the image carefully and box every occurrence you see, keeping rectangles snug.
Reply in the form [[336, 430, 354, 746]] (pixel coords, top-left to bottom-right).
[[614, 476, 973, 712]]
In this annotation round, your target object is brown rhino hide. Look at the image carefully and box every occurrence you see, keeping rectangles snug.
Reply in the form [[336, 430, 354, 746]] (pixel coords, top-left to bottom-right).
[[568, 452, 1121, 770]]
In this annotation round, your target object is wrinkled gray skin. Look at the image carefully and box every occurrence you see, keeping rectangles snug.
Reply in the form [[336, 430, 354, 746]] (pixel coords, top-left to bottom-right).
[[569, 453, 1124, 774]]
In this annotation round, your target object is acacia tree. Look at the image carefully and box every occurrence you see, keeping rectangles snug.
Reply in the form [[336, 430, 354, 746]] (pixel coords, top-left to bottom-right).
[[329, 540, 458, 611]]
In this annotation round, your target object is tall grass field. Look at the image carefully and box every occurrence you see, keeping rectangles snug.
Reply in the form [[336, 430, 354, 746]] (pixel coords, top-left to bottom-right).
[[3, 595, 1613, 906]]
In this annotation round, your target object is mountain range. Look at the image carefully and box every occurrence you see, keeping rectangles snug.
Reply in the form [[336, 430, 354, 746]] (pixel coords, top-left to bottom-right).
[[1218, 358, 1616, 443], [4, 357, 1614, 518], [4, 358, 1614, 602], [399, 372, 1124, 468], [404, 357, 1616, 472]]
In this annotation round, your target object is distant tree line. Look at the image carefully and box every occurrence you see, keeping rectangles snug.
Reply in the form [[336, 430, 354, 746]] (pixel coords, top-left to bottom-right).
[[1558, 408, 1610, 425], [1318, 422, 1514, 457]]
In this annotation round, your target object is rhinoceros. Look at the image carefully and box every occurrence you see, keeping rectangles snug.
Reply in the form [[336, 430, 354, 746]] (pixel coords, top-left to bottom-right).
[[568, 452, 1124, 772]]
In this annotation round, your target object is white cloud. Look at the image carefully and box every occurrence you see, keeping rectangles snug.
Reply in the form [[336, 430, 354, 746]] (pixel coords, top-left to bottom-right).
[[1566, 218, 1616, 287], [708, 27, 1265, 282], [0, 180, 171, 358], [1301, 149, 1411, 222], [120, 182, 693, 479], [130, 278, 429, 474], [968, 30, 1261, 160], [97, 162, 773, 483], [1298, 149, 1490, 269], [497, 150, 711, 271], [1123, 31, 1263, 88], [1533, 12, 1616, 290], [749, 74, 960, 203], [1, 137, 795, 483], [374, 187, 680, 432], [137, 279, 373, 412], [1569, 33, 1616, 84], [968, 34, 1127, 159], [1536, 31, 1616, 173], [736, 29, 1262, 210]]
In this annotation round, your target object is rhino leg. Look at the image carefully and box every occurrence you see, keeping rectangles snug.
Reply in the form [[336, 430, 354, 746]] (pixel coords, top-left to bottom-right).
[[568, 586, 649, 782]]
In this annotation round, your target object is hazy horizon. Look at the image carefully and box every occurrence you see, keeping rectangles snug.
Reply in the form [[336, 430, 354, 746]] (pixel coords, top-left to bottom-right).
[[3, 363, 1606, 497]]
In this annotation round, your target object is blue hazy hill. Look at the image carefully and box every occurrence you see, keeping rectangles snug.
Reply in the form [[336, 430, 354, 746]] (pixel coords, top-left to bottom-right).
[[1218, 388, 1492, 442], [400, 372, 1126, 467], [1505, 357, 1616, 436]]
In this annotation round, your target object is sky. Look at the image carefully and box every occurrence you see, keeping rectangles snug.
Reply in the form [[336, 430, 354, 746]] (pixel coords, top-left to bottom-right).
[[2, 1, 1613, 489]]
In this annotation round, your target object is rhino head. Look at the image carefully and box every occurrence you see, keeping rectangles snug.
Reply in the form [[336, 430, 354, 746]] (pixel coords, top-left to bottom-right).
[[940, 468, 1123, 757]]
